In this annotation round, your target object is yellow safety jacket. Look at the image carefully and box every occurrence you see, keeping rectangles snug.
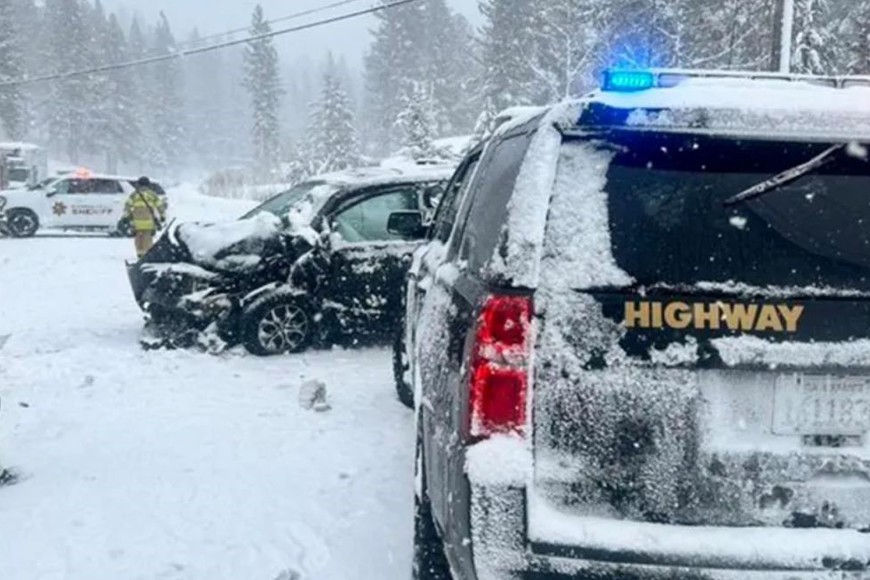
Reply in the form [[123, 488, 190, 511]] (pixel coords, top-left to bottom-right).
[[124, 188, 166, 232]]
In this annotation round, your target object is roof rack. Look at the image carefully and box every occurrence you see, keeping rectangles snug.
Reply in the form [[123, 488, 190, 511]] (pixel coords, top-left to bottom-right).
[[602, 68, 870, 92]]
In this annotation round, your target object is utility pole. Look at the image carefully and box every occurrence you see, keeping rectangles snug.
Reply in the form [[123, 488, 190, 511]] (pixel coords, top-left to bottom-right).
[[779, 0, 795, 72]]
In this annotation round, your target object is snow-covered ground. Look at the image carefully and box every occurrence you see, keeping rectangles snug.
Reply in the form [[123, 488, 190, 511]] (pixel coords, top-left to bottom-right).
[[0, 186, 415, 580]]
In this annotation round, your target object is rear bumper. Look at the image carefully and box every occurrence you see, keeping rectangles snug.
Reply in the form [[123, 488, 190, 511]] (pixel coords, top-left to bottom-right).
[[471, 486, 870, 579], [465, 438, 870, 580]]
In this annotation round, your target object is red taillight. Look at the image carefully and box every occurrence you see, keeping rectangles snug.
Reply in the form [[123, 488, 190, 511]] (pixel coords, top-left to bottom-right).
[[469, 295, 533, 439]]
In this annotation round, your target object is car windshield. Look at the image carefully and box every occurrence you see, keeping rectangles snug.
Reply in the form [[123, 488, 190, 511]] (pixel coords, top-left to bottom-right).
[[28, 176, 57, 190], [240, 181, 331, 220], [590, 132, 870, 291], [8, 167, 29, 183]]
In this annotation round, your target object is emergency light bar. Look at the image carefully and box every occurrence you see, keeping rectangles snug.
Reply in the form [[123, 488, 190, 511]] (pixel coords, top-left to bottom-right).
[[601, 68, 870, 93]]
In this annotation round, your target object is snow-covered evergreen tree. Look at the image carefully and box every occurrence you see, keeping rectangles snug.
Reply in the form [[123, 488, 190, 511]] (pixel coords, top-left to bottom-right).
[[147, 12, 185, 173], [419, 1, 478, 136], [396, 82, 437, 161], [305, 59, 360, 175], [0, 0, 24, 139], [83, 0, 112, 160], [44, 0, 91, 162], [848, 1, 870, 73], [126, 17, 151, 172], [792, 0, 834, 73], [478, 0, 538, 110], [529, 0, 613, 100], [243, 5, 284, 176], [365, 0, 427, 154], [102, 13, 140, 172]]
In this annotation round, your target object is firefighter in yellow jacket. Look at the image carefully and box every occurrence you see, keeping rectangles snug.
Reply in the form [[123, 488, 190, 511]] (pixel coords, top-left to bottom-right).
[[124, 177, 166, 259]]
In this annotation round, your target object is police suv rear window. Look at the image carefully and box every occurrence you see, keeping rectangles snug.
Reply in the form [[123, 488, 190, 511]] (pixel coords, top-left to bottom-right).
[[593, 132, 870, 291]]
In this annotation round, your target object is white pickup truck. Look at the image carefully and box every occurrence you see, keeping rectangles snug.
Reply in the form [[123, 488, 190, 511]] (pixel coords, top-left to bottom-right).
[[0, 172, 166, 238]]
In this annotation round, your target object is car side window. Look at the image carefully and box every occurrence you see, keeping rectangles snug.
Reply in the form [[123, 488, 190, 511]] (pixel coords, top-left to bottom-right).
[[454, 131, 535, 275], [52, 179, 71, 195], [93, 179, 123, 194], [332, 188, 419, 244], [67, 179, 95, 194], [432, 152, 482, 243]]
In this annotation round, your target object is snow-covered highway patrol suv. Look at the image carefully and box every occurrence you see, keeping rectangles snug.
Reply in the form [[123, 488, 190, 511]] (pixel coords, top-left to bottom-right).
[[0, 170, 162, 238], [409, 69, 870, 580]]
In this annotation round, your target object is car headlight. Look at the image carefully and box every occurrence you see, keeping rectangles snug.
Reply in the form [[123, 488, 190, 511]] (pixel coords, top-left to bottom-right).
[[0, 196, 6, 211]]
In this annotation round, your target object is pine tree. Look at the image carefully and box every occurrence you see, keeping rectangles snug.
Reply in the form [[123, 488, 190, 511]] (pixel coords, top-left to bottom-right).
[[44, 0, 91, 162], [305, 59, 360, 175], [364, 1, 428, 154], [103, 14, 140, 172], [529, 0, 612, 101], [848, 1, 870, 73], [13, 0, 41, 138], [83, 0, 112, 160], [243, 5, 284, 176], [0, 0, 24, 139], [792, 0, 834, 73], [147, 12, 185, 173], [478, 0, 538, 110], [127, 17, 151, 172], [396, 82, 437, 161], [419, 1, 477, 135]]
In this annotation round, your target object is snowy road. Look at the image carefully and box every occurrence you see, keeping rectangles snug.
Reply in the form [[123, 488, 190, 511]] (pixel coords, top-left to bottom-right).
[[0, 189, 415, 580]]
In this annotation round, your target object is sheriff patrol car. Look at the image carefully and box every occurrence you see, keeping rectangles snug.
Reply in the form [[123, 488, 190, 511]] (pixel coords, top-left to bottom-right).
[[0, 170, 165, 238]]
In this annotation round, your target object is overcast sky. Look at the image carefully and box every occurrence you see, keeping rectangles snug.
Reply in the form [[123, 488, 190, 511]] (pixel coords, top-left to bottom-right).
[[103, 0, 481, 66]]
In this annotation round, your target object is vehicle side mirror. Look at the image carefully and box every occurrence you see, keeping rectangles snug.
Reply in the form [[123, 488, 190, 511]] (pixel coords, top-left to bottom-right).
[[388, 210, 426, 240], [46, 188, 57, 197]]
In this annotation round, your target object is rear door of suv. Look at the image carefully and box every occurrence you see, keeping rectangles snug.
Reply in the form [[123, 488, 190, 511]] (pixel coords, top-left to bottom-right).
[[416, 120, 539, 576], [529, 130, 870, 543]]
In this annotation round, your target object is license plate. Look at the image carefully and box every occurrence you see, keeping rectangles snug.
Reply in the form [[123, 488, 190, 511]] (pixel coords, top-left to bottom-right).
[[773, 375, 870, 436]]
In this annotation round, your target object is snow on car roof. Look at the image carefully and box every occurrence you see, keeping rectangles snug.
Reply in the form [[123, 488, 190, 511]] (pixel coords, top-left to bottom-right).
[[0, 142, 42, 151], [316, 163, 455, 189], [585, 76, 870, 141]]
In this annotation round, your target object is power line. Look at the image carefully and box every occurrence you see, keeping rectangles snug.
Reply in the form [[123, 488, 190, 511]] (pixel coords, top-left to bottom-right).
[[1, 0, 419, 88], [175, 0, 368, 51]]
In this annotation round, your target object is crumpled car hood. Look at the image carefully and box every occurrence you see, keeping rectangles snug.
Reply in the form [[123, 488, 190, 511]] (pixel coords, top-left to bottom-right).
[[175, 213, 284, 272]]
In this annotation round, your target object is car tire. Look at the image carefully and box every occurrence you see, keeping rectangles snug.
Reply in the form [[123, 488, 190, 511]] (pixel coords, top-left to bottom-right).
[[7, 209, 39, 238], [115, 218, 135, 238], [393, 326, 414, 409], [241, 291, 312, 356], [413, 421, 453, 580]]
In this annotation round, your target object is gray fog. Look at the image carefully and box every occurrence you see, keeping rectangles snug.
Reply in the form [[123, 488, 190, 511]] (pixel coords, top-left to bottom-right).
[[103, 0, 481, 65]]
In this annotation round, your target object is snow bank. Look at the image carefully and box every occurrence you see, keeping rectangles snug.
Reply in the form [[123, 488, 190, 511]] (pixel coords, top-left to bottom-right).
[[167, 183, 258, 224], [0, 237, 417, 580]]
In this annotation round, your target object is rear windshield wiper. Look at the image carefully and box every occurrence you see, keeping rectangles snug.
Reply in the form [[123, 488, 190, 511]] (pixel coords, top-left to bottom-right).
[[723, 143, 846, 207]]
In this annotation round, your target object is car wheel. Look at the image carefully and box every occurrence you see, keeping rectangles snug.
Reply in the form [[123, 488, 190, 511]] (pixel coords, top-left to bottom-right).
[[393, 326, 414, 409], [414, 421, 453, 580], [241, 293, 312, 356], [116, 218, 135, 238], [7, 209, 38, 238]]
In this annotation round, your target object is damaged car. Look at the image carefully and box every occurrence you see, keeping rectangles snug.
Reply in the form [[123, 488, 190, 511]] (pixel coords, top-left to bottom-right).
[[127, 165, 452, 355], [411, 69, 870, 579]]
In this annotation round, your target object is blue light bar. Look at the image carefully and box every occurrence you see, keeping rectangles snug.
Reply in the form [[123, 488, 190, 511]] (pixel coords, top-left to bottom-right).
[[602, 70, 656, 92]]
